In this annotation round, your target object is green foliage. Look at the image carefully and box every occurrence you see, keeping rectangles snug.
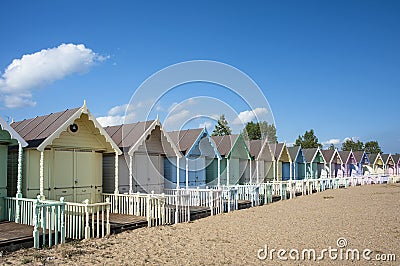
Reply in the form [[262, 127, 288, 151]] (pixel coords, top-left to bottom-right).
[[212, 114, 231, 136], [341, 138, 364, 151], [244, 121, 277, 143], [364, 140, 381, 154], [294, 129, 322, 148], [328, 143, 335, 150]]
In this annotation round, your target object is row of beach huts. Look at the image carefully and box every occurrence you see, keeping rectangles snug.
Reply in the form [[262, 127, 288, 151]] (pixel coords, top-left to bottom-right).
[[1, 101, 399, 249]]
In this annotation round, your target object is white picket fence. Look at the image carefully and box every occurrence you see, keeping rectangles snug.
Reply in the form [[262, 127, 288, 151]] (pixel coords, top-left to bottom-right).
[[64, 199, 111, 240], [164, 188, 224, 215], [103, 191, 191, 226]]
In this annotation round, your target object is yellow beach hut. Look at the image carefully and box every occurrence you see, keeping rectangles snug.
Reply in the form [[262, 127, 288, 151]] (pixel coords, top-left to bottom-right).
[[9, 101, 121, 203]]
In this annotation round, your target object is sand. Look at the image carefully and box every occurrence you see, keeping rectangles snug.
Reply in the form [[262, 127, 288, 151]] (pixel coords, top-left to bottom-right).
[[1, 183, 399, 265]]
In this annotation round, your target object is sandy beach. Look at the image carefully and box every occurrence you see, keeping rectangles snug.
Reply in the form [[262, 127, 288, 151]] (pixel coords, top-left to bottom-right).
[[1, 183, 399, 265]]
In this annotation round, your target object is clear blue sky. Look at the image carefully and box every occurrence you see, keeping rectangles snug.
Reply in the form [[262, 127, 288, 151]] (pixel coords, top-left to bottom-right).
[[0, 0, 399, 152]]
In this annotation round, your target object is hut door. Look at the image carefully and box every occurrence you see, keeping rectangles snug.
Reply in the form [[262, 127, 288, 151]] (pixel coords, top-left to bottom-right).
[[135, 154, 163, 194], [74, 151, 95, 203], [53, 150, 74, 202], [53, 150, 96, 203]]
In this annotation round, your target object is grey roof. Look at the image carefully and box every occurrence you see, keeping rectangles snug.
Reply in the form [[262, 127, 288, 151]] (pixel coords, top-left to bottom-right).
[[167, 129, 203, 155], [368, 153, 379, 165], [11, 108, 80, 148], [269, 143, 284, 160], [338, 151, 351, 163], [302, 148, 318, 163], [352, 151, 366, 163], [247, 140, 262, 158], [380, 154, 394, 165], [391, 154, 400, 164], [104, 120, 155, 150], [321, 149, 335, 163], [211, 135, 239, 156], [287, 146, 300, 161]]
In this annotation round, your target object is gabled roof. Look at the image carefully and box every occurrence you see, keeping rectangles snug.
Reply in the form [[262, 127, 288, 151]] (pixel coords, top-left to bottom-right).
[[391, 154, 400, 165], [269, 143, 284, 160], [168, 128, 221, 159], [105, 120, 182, 157], [302, 148, 318, 163], [353, 151, 368, 163], [381, 154, 394, 165], [247, 139, 273, 161], [368, 153, 383, 166], [211, 134, 251, 159], [322, 149, 343, 164], [212, 135, 238, 157], [321, 149, 335, 163], [302, 147, 326, 163], [287, 146, 300, 162], [338, 150, 356, 164], [0, 116, 28, 147], [11, 101, 121, 154], [105, 120, 154, 149]]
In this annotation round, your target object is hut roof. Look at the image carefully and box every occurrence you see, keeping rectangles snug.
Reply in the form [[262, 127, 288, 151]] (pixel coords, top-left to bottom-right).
[[352, 151, 366, 163], [11, 102, 120, 153], [247, 139, 273, 161], [211, 135, 239, 157], [11, 108, 80, 148], [391, 154, 400, 164], [302, 148, 318, 163], [167, 128, 203, 155], [287, 146, 300, 162], [321, 149, 335, 163], [269, 143, 285, 160], [338, 151, 352, 163]]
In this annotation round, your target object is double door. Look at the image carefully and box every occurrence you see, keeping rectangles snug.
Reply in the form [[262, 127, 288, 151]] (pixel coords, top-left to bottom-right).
[[53, 149, 101, 203]]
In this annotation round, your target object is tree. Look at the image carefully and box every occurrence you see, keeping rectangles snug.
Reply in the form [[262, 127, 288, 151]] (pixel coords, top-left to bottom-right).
[[212, 114, 231, 136], [328, 144, 335, 150], [244, 121, 277, 143], [341, 138, 364, 151], [294, 129, 322, 148], [364, 141, 381, 154]]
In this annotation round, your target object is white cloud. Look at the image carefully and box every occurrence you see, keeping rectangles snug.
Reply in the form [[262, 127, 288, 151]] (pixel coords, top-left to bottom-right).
[[97, 115, 125, 127], [199, 121, 214, 132], [0, 43, 107, 108], [322, 138, 341, 146], [232, 107, 268, 125], [97, 103, 136, 127], [164, 109, 191, 129]]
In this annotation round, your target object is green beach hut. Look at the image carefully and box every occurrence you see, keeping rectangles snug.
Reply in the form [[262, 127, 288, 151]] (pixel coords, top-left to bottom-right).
[[0, 117, 28, 221]]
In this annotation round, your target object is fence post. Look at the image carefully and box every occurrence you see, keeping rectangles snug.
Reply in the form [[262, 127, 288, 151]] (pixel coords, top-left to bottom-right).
[[84, 199, 90, 239], [234, 187, 238, 210], [33, 196, 40, 249], [147, 194, 151, 227], [60, 197, 66, 244], [174, 190, 179, 224], [105, 198, 111, 235], [209, 191, 214, 215], [15, 193, 22, 223]]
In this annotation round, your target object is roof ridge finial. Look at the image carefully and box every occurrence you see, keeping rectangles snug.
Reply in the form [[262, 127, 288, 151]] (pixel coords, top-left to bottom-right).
[[156, 114, 159, 122], [83, 99, 87, 108]]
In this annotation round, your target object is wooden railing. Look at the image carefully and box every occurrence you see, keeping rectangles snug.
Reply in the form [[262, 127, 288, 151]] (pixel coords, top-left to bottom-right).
[[4, 196, 66, 248]]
